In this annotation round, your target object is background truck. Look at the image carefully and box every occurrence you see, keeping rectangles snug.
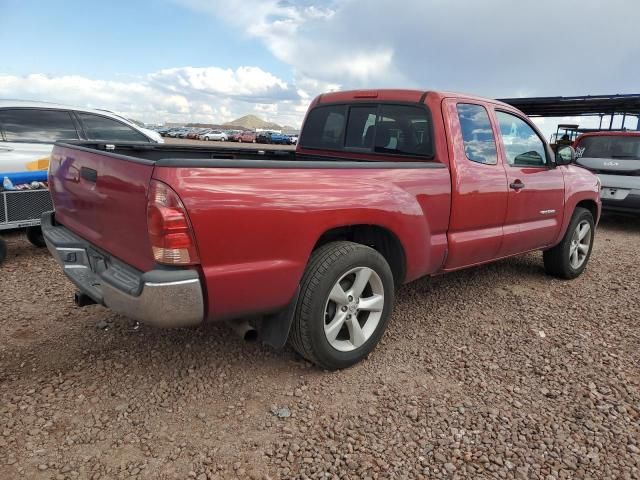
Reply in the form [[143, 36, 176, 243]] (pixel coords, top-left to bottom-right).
[[574, 131, 640, 215], [42, 89, 601, 369]]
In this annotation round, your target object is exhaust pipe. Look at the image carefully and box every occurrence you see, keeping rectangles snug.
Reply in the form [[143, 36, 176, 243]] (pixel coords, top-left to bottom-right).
[[74, 291, 97, 307], [226, 319, 258, 342]]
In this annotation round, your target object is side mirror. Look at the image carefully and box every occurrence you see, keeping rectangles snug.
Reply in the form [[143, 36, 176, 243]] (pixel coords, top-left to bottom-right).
[[555, 145, 576, 166]]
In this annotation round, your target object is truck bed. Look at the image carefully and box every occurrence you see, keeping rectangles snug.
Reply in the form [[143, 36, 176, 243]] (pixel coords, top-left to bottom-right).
[[48, 141, 450, 320], [61, 142, 439, 168]]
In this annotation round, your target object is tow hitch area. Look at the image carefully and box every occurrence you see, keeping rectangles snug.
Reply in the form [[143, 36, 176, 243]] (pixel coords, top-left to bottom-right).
[[74, 291, 97, 307]]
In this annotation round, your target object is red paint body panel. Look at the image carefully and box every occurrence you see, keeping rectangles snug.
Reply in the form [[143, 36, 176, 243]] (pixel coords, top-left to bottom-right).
[[47, 89, 602, 324], [49, 148, 156, 271], [152, 166, 451, 320], [441, 98, 508, 269]]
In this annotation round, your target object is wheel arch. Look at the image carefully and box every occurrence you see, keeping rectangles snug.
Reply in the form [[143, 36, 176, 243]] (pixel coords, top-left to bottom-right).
[[575, 199, 599, 223], [312, 224, 407, 286]]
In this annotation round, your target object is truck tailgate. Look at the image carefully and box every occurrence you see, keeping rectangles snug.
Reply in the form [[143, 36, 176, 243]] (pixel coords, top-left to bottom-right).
[[48, 144, 155, 271]]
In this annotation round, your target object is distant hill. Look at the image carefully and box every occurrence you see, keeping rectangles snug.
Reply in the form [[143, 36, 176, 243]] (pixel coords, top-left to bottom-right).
[[223, 114, 282, 130]]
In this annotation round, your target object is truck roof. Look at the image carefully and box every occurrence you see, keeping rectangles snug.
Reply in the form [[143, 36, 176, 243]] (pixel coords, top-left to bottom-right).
[[315, 89, 514, 109], [575, 131, 640, 143]]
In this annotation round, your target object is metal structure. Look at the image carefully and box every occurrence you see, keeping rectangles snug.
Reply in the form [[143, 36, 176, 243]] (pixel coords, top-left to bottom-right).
[[498, 93, 640, 131], [0, 189, 53, 263], [0, 189, 52, 230]]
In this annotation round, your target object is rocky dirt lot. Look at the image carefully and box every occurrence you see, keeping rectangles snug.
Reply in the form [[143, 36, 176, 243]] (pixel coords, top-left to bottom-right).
[[1, 215, 638, 480]]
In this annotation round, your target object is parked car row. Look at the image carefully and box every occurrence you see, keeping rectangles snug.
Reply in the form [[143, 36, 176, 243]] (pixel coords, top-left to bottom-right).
[[157, 127, 236, 141], [155, 126, 298, 144]]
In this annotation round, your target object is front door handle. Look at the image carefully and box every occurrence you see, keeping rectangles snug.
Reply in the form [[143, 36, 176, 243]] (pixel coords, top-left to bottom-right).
[[0, 147, 14, 152], [510, 180, 525, 190]]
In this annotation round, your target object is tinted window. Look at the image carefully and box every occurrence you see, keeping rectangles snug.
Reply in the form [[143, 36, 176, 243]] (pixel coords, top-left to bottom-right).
[[496, 111, 547, 167], [345, 106, 377, 148], [77, 113, 149, 142], [374, 105, 431, 156], [0, 109, 79, 142], [457, 104, 497, 165], [300, 105, 346, 149], [576, 135, 640, 160], [301, 103, 432, 157]]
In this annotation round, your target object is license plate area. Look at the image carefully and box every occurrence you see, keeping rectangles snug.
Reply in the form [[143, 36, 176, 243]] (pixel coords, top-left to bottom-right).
[[600, 188, 629, 200]]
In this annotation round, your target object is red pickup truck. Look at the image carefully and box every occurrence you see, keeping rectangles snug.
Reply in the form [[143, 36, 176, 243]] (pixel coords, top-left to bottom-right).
[[42, 89, 601, 369]]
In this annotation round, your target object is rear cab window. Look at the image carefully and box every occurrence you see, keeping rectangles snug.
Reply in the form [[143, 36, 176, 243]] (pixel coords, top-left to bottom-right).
[[575, 135, 640, 160], [0, 108, 80, 142], [300, 103, 433, 159]]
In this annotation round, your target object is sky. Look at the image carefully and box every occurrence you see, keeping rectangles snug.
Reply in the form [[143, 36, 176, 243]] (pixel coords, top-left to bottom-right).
[[1, 0, 639, 135]]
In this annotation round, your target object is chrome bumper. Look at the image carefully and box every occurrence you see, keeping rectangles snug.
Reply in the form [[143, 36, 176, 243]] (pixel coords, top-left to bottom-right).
[[41, 212, 204, 328]]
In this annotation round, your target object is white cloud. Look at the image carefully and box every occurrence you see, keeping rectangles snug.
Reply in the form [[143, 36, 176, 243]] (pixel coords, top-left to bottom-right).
[[4, 0, 640, 131], [0, 67, 306, 126], [172, 0, 640, 137]]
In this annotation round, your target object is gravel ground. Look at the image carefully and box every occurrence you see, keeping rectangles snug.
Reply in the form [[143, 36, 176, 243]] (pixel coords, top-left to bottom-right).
[[0, 214, 638, 479]]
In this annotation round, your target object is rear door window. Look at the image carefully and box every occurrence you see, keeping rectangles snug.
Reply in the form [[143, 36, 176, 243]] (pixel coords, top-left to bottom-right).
[[456, 104, 497, 165], [76, 113, 150, 142], [0, 108, 80, 142]]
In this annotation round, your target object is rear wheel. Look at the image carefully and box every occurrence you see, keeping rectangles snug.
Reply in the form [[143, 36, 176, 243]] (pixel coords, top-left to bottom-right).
[[543, 207, 595, 279], [0, 238, 6, 265], [289, 241, 394, 370], [26, 226, 46, 248]]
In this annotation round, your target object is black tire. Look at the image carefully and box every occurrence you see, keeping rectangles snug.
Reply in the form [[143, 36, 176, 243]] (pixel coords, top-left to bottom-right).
[[289, 241, 395, 370], [0, 239, 6, 265], [543, 207, 595, 279], [26, 226, 46, 248]]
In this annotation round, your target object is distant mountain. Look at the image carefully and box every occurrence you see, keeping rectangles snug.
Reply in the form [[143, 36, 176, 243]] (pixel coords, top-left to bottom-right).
[[223, 114, 282, 130]]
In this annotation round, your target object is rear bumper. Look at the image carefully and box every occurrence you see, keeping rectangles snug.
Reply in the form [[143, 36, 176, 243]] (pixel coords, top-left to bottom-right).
[[598, 174, 640, 213], [41, 212, 205, 328], [601, 194, 640, 213]]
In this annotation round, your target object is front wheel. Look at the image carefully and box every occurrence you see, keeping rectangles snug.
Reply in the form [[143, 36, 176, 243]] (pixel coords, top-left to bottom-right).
[[0, 238, 6, 265], [26, 226, 46, 248], [289, 241, 395, 370], [543, 207, 595, 279]]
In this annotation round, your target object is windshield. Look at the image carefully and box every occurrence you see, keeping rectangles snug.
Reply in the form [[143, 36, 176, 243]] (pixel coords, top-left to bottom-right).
[[576, 135, 640, 160]]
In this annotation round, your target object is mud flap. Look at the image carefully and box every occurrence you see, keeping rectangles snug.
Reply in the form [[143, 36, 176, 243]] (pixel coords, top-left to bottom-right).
[[259, 286, 300, 349]]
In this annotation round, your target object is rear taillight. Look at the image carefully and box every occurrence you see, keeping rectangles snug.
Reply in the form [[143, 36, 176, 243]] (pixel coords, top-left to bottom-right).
[[147, 180, 200, 265]]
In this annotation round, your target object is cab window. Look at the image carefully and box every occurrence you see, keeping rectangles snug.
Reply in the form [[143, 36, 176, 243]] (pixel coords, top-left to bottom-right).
[[0, 108, 80, 142], [300, 105, 346, 149], [374, 105, 432, 157], [76, 113, 149, 142], [300, 103, 433, 157], [456, 104, 497, 165], [496, 111, 547, 167]]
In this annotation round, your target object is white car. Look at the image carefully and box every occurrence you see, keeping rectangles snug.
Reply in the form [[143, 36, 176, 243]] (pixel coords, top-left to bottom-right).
[[0, 100, 163, 175], [201, 130, 228, 141]]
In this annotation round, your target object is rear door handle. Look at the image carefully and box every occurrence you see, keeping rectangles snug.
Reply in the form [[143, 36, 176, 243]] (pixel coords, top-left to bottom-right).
[[0, 147, 14, 152], [510, 181, 525, 190]]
